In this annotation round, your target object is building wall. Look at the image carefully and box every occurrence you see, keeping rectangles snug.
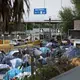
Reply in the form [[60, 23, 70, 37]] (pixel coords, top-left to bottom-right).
[[74, 20, 80, 30]]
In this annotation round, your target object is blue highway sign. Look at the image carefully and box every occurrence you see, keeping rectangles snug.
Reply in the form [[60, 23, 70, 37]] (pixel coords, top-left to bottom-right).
[[34, 8, 47, 14]]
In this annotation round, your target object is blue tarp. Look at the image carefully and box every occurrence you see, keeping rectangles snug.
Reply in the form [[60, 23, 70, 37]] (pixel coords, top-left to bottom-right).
[[41, 40, 48, 47], [2, 55, 14, 66], [10, 58, 22, 68], [22, 66, 31, 73], [0, 51, 5, 63], [40, 47, 51, 54], [7, 50, 19, 56], [63, 47, 80, 59], [0, 64, 10, 74], [3, 68, 21, 80], [42, 58, 47, 65]]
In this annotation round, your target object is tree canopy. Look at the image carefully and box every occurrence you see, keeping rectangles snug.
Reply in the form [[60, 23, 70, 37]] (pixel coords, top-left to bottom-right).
[[59, 7, 74, 34], [59, 0, 80, 35], [0, 0, 30, 33], [72, 0, 80, 19]]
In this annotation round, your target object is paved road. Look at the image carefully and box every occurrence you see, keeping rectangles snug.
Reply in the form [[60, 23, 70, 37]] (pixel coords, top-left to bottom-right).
[[50, 66, 80, 80]]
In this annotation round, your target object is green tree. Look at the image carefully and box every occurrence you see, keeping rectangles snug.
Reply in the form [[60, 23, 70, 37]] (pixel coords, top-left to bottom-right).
[[0, 0, 30, 33], [72, 0, 80, 19], [0, 0, 12, 33], [59, 7, 74, 34], [27, 23, 33, 30]]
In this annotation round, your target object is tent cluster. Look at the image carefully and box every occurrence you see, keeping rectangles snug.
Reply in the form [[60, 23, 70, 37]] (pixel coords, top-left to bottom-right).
[[0, 39, 80, 80]]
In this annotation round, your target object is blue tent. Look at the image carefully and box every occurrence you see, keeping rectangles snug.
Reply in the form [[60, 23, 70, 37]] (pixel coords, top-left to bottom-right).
[[0, 64, 10, 74], [40, 47, 51, 58], [63, 47, 80, 59], [3, 68, 21, 80], [0, 51, 5, 63], [7, 50, 19, 56], [22, 66, 31, 73], [41, 40, 48, 47], [40, 47, 51, 54], [42, 58, 47, 65], [2, 55, 14, 66], [10, 58, 23, 68]]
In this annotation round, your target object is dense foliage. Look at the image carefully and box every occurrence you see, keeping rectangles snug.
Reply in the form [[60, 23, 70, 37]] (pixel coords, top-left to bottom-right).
[[59, 0, 80, 34], [21, 58, 75, 80], [0, 0, 30, 33], [59, 8, 74, 34]]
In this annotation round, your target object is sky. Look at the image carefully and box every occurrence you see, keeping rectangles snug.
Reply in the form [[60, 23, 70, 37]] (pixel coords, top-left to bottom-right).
[[23, 0, 74, 22]]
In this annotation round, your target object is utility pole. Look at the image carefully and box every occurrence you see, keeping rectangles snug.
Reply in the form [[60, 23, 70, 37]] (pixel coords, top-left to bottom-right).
[[49, 17, 51, 39], [61, 0, 62, 8], [44, 0, 45, 8], [30, 49, 34, 75]]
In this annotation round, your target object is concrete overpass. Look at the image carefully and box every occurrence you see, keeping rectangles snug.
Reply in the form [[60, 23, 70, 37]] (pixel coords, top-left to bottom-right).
[[22, 20, 62, 24]]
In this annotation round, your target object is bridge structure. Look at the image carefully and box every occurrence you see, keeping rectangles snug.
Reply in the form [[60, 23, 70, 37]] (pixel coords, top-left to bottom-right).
[[22, 20, 62, 40]]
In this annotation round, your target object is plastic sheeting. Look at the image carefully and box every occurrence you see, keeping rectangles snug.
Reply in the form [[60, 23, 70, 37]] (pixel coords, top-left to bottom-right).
[[52, 47, 65, 57], [46, 42, 53, 48], [40, 47, 51, 54], [34, 48, 42, 56], [0, 51, 5, 63], [41, 40, 48, 47], [8, 50, 19, 56], [10, 58, 22, 68], [0, 64, 10, 69], [2, 55, 14, 66], [3, 68, 21, 80], [22, 66, 31, 73], [0, 64, 10, 74], [62, 46, 80, 59]]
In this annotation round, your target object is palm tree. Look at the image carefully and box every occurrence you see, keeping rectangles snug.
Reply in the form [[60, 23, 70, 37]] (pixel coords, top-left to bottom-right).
[[0, 0, 30, 33], [0, 0, 12, 33], [12, 0, 30, 22]]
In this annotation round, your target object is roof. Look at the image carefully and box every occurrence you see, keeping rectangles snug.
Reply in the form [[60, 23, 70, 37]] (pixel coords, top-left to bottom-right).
[[50, 66, 80, 80]]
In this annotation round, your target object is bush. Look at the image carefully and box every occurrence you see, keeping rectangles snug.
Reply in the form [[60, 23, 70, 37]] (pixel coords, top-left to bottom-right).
[[21, 57, 75, 80], [23, 66, 60, 80]]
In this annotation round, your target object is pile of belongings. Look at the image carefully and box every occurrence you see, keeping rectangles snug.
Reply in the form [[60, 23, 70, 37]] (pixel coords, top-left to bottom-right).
[[39, 47, 51, 58], [40, 40, 48, 47], [3, 68, 21, 80], [0, 49, 32, 80], [0, 51, 11, 74], [45, 41, 58, 48], [0, 51, 6, 63], [1, 39, 74, 80], [62, 46, 80, 59], [2, 46, 50, 80], [3, 66, 31, 80], [3, 58, 31, 80], [7, 49, 23, 58], [61, 39, 72, 50], [70, 58, 80, 66], [0, 64, 10, 74], [51, 47, 65, 58]]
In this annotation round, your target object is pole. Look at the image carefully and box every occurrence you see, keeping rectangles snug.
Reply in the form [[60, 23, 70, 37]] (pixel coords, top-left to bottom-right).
[[2, 34, 4, 44], [31, 50, 34, 75], [49, 17, 51, 39], [61, 0, 62, 9], [31, 54, 34, 75], [44, 0, 45, 8], [39, 24, 41, 40], [26, 23, 27, 36]]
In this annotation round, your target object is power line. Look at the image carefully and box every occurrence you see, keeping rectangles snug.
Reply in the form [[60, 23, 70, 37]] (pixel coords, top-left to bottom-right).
[[44, 0, 45, 8], [61, 0, 62, 8]]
